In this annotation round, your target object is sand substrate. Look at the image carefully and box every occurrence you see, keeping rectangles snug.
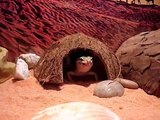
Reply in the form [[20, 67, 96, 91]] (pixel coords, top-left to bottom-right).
[[0, 71, 160, 120]]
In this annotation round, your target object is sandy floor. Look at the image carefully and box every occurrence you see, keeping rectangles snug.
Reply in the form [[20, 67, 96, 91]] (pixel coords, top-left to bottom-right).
[[0, 71, 160, 120]]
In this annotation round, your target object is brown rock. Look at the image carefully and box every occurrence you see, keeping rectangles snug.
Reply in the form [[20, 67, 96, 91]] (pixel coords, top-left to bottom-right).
[[116, 29, 160, 97], [132, 47, 144, 56], [155, 55, 160, 61], [131, 55, 151, 73], [115, 78, 139, 89], [144, 44, 160, 56], [142, 60, 160, 95], [121, 65, 132, 75]]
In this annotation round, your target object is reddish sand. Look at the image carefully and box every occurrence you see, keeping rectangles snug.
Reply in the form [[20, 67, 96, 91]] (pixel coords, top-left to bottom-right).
[[0, 71, 160, 120]]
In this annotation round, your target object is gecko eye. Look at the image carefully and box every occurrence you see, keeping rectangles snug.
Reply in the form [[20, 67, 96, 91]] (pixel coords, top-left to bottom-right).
[[78, 58, 83, 61]]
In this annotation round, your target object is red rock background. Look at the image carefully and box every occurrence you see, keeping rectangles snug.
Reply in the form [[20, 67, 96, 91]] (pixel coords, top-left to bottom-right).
[[0, 0, 160, 61]]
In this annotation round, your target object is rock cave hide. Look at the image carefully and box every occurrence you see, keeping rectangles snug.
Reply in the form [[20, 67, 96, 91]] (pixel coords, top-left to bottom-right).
[[34, 33, 120, 84]]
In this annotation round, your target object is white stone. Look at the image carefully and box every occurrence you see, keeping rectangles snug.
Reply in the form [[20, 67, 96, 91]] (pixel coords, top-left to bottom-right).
[[18, 53, 40, 69], [13, 58, 29, 80]]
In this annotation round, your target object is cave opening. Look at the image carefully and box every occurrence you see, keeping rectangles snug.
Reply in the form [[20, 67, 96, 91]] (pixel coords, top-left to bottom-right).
[[63, 48, 108, 83]]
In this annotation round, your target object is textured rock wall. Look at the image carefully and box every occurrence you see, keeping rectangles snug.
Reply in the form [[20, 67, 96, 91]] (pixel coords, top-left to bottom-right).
[[0, 0, 160, 61]]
